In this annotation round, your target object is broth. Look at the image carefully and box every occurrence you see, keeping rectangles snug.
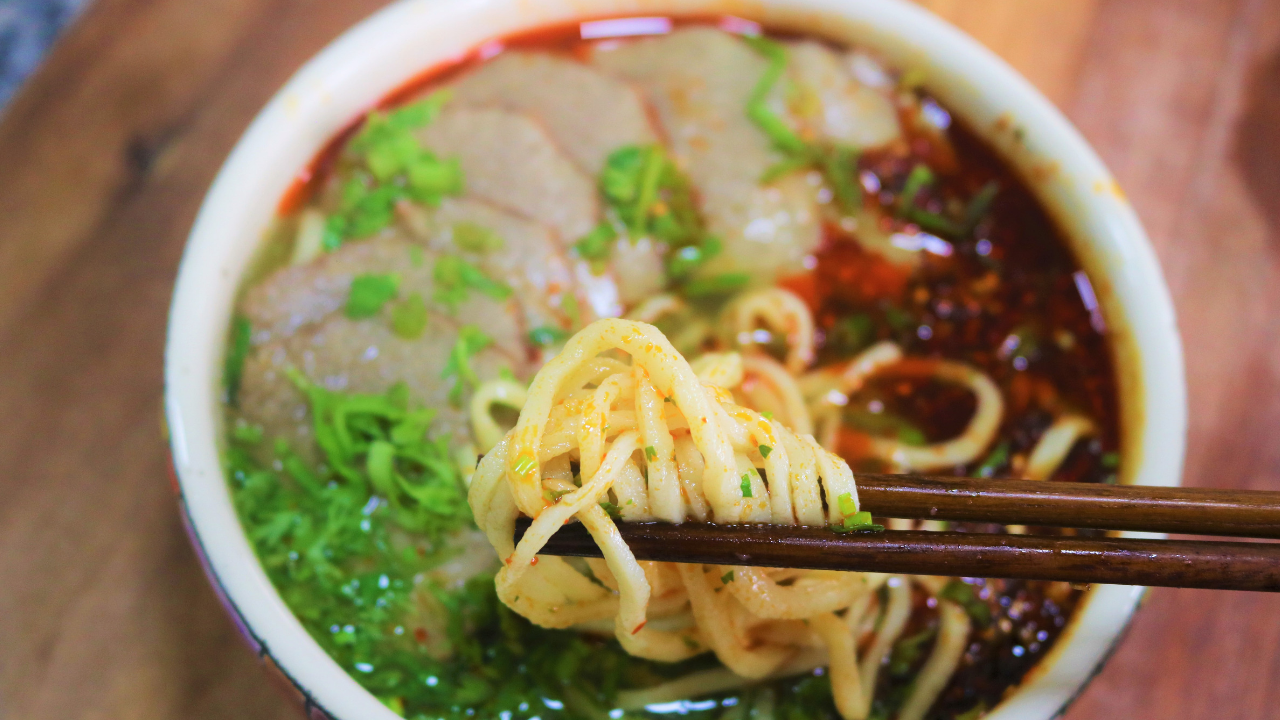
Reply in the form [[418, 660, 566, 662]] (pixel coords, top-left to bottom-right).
[[221, 16, 1119, 720]]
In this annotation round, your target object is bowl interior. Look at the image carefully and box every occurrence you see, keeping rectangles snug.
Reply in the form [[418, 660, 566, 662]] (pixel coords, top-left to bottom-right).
[[165, 1, 1186, 718]]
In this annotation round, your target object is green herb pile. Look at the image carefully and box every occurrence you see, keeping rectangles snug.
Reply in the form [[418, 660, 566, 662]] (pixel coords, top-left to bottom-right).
[[323, 91, 465, 250], [574, 144, 745, 298]]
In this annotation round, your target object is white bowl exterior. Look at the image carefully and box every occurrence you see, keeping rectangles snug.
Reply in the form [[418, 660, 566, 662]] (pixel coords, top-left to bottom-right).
[[165, 1, 1186, 719]]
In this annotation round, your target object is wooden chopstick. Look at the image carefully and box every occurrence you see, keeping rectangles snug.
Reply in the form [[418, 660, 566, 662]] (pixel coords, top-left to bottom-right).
[[517, 519, 1280, 592], [853, 473, 1280, 538], [513, 475, 1280, 591]]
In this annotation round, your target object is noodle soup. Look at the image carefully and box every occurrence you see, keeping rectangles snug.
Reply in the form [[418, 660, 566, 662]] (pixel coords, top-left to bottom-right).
[[220, 18, 1120, 720]]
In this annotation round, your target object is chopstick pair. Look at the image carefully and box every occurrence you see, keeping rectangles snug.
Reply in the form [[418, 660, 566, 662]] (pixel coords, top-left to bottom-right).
[[516, 474, 1280, 592]]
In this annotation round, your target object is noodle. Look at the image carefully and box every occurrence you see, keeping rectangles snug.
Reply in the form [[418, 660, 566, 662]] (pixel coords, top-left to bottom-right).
[[470, 319, 987, 720], [804, 342, 1004, 471]]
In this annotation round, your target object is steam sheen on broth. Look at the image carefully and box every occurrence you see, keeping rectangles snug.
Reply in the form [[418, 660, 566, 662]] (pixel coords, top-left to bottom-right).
[[222, 17, 1119, 720]]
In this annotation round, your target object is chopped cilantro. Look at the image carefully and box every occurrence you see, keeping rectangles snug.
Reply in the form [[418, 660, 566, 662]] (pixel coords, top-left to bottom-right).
[[937, 579, 993, 627], [441, 325, 493, 406], [224, 314, 252, 406], [740, 473, 754, 499], [758, 444, 772, 458], [527, 326, 570, 348], [452, 222, 505, 253], [644, 445, 658, 461], [346, 273, 400, 319], [433, 255, 512, 311], [721, 570, 735, 584], [390, 292, 429, 339]]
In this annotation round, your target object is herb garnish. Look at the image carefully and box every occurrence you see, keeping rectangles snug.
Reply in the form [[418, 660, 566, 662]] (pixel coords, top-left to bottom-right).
[[390, 292, 429, 339], [742, 36, 863, 215], [441, 325, 493, 406], [346, 273, 400, 319], [323, 91, 463, 249], [576, 144, 724, 290], [937, 579, 993, 627], [224, 315, 252, 406], [432, 255, 512, 311]]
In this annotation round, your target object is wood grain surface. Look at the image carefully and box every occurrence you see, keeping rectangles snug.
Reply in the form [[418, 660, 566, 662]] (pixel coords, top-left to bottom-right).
[[0, 0, 1277, 718]]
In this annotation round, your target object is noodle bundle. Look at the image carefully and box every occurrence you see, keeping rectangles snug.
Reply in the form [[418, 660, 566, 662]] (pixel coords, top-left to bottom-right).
[[468, 319, 971, 720]]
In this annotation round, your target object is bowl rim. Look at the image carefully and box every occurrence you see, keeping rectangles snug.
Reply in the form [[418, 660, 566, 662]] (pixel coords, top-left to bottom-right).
[[164, 1, 1187, 719]]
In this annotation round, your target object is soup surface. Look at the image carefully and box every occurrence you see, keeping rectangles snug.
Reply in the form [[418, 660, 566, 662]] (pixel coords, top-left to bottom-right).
[[222, 16, 1119, 720]]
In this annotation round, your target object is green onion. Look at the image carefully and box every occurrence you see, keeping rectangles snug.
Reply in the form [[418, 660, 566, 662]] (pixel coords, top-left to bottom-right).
[[1100, 451, 1121, 469], [644, 445, 658, 461], [512, 453, 537, 477], [224, 315, 253, 406], [826, 313, 875, 355], [441, 325, 493, 406], [740, 473, 754, 498], [527, 326, 570, 348], [599, 501, 622, 519], [844, 407, 927, 447], [432, 255, 512, 311], [962, 180, 1000, 233], [683, 272, 751, 298], [837, 492, 858, 517], [346, 273, 400, 319], [937, 579, 993, 626], [452, 222, 505, 253], [390, 292, 428, 339], [821, 144, 862, 213], [975, 440, 1010, 478], [231, 421, 263, 444], [324, 91, 463, 248], [897, 163, 935, 214], [573, 221, 617, 263], [888, 627, 938, 677], [758, 444, 772, 458], [721, 570, 735, 584], [761, 411, 774, 420], [742, 36, 809, 155]]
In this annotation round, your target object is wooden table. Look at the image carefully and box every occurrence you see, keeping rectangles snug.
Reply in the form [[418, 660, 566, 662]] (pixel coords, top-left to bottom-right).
[[1, 0, 1277, 717]]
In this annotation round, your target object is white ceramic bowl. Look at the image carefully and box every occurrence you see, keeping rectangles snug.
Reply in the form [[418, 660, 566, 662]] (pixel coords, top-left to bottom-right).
[[165, 1, 1187, 718]]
